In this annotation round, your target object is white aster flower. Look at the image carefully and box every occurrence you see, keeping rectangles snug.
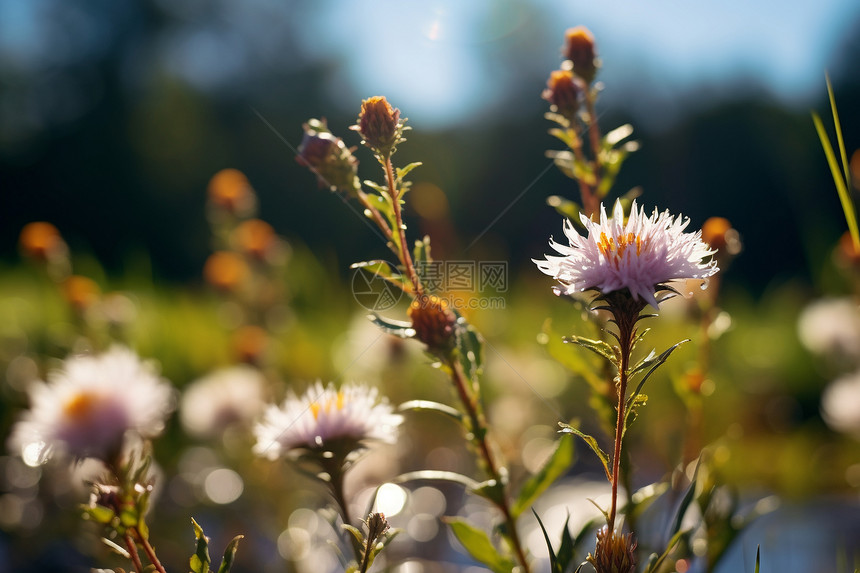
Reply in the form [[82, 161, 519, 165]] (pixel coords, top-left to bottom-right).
[[8, 346, 174, 466], [253, 382, 402, 461], [797, 297, 860, 361], [180, 365, 267, 439], [534, 200, 718, 308], [821, 370, 860, 437]]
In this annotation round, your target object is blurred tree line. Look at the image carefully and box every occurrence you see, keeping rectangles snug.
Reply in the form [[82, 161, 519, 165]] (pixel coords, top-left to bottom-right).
[[1, 1, 859, 297]]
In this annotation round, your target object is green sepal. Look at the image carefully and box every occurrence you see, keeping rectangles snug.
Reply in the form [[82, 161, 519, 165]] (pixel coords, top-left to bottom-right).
[[189, 518, 212, 573], [443, 517, 517, 573], [398, 400, 464, 424], [558, 422, 611, 481], [511, 434, 575, 519], [216, 536, 244, 573], [368, 313, 415, 339], [563, 335, 619, 367]]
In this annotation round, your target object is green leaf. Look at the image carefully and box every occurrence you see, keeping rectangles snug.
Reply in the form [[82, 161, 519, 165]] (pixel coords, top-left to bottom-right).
[[454, 317, 484, 384], [190, 518, 211, 573], [532, 510, 575, 573], [546, 195, 582, 224], [398, 399, 464, 424], [342, 524, 364, 546], [603, 124, 634, 148], [443, 517, 517, 573], [470, 479, 506, 506], [532, 510, 558, 570], [813, 109, 859, 251], [558, 422, 610, 481], [350, 260, 411, 291], [396, 162, 423, 181], [563, 335, 619, 367], [84, 504, 116, 525], [511, 435, 575, 518], [624, 340, 688, 419], [216, 536, 244, 573], [644, 528, 689, 573], [826, 74, 850, 191], [754, 545, 761, 573], [368, 313, 416, 339]]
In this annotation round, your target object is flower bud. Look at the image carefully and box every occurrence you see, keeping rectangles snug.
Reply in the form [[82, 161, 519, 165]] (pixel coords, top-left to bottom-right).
[[204, 251, 248, 292], [234, 219, 277, 260], [63, 275, 100, 311], [297, 120, 360, 195], [408, 295, 457, 351], [837, 230, 860, 269], [352, 96, 403, 158], [701, 217, 741, 256], [19, 222, 68, 263], [543, 69, 585, 120], [363, 512, 391, 545], [232, 324, 269, 364], [587, 527, 637, 573], [208, 169, 256, 216], [563, 26, 599, 84]]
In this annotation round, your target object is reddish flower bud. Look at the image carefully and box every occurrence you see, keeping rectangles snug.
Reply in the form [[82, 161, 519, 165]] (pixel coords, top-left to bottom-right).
[[63, 275, 100, 311], [204, 251, 248, 292], [563, 26, 599, 84], [232, 324, 269, 364], [587, 527, 637, 573], [408, 295, 457, 351], [234, 219, 277, 260], [297, 120, 360, 195], [701, 217, 741, 256], [19, 222, 67, 262], [208, 169, 256, 216], [352, 96, 403, 157], [543, 69, 585, 119]]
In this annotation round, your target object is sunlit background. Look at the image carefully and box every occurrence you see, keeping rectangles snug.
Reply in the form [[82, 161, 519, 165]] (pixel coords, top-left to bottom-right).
[[2, 1, 860, 572]]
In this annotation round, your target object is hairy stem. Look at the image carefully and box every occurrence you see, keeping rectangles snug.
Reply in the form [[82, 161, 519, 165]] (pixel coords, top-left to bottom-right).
[[446, 357, 531, 573], [585, 91, 603, 193], [383, 156, 422, 296], [568, 126, 599, 218], [133, 528, 167, 573], [124, 533, 144, 573]]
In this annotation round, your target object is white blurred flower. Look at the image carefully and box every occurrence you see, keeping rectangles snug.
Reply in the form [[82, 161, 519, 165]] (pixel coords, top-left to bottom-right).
[[797, 298, 860, 360], [8, 346, 174, 465], [253, 382, 402, 461], [180, 365, 267, 439], [821, 370, 860, 437], [534, 200, 718, 308]]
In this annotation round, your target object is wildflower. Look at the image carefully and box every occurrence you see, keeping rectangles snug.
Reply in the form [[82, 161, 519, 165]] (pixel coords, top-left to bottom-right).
[[19, 222, 68, 263], [587, 526, 637, 573], [297, 119, 361, 195], [180, 365, 266, 439], [408, 295, 457, 352], [701, 216, 742, 256], [534, 201, 718, 309], [253, 382, 402, 461], [797, 297, 860, 360], [207, 168, 256, 216], [234, 219, 277, 260], [821, 369, 860, 437], [203, 251, 248, 292], [8, 346, 174, 466], [543, 69, 585, 120], [562, 26, 599, 84], [351, 96, 404, 158], [231, 324, 270, 364], [62, 275, 100, 311]]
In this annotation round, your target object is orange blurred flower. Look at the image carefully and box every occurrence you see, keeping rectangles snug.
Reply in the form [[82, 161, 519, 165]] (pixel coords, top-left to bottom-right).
[[19, 222, 67, 262], [62, 275, 100, 310], [232, 324, 269, 364], [234, 219, 277, 260], [207, 168, 255, 215], [562, 26, 599, 84], [204, 251, 248, 291]]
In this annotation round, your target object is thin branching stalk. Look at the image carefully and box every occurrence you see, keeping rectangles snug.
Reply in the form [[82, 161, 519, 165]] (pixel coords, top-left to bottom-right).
[[585, 92, 603, 192], [327, 463, 363, 562], [383, 156, 422, 295], [133, 528, 167, 573], [124, 533, 144, 573], [567, 125, 599, 218], [446, 357, 531, 573]]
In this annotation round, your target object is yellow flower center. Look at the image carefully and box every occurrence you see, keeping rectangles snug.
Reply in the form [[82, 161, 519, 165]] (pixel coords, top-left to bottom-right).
[[63, 392, 101, 421], [310, 391, 346, 420], [598, 232, 643, 262]]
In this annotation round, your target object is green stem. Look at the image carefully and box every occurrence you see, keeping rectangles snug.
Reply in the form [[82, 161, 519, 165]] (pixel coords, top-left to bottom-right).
[[124, 533, 145, 573], [446, 357, 531, 573], [133, 527, 167, 573], [383, 156, 422, 296]]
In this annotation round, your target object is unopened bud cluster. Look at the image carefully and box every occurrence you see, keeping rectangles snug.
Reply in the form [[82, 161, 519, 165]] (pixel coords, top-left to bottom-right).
[[297, 119, 360, 195], [562, 26, 600, 84], [587, 527, 637, 573], [543, 70, 585, 120], [408, 295, 457, 351], [352, 96, 406, 159]]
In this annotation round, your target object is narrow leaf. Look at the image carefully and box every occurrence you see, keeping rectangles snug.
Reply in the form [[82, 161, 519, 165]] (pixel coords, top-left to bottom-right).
[[368, 313, 416, 339], [398, 400, 464, 423], [826, 74, 850, 189], [558, 423, 610, 481], [625, 340, 688, 415], [755, 545, 761, 573], [443, 517, 517, 573], [190, 518, 211, 573], [511, 434, 575, 518], [531, 509, 559, 572], [216, 536, 244, 573], [813, 111, 860, 250], [563, 335, 618, 366]]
